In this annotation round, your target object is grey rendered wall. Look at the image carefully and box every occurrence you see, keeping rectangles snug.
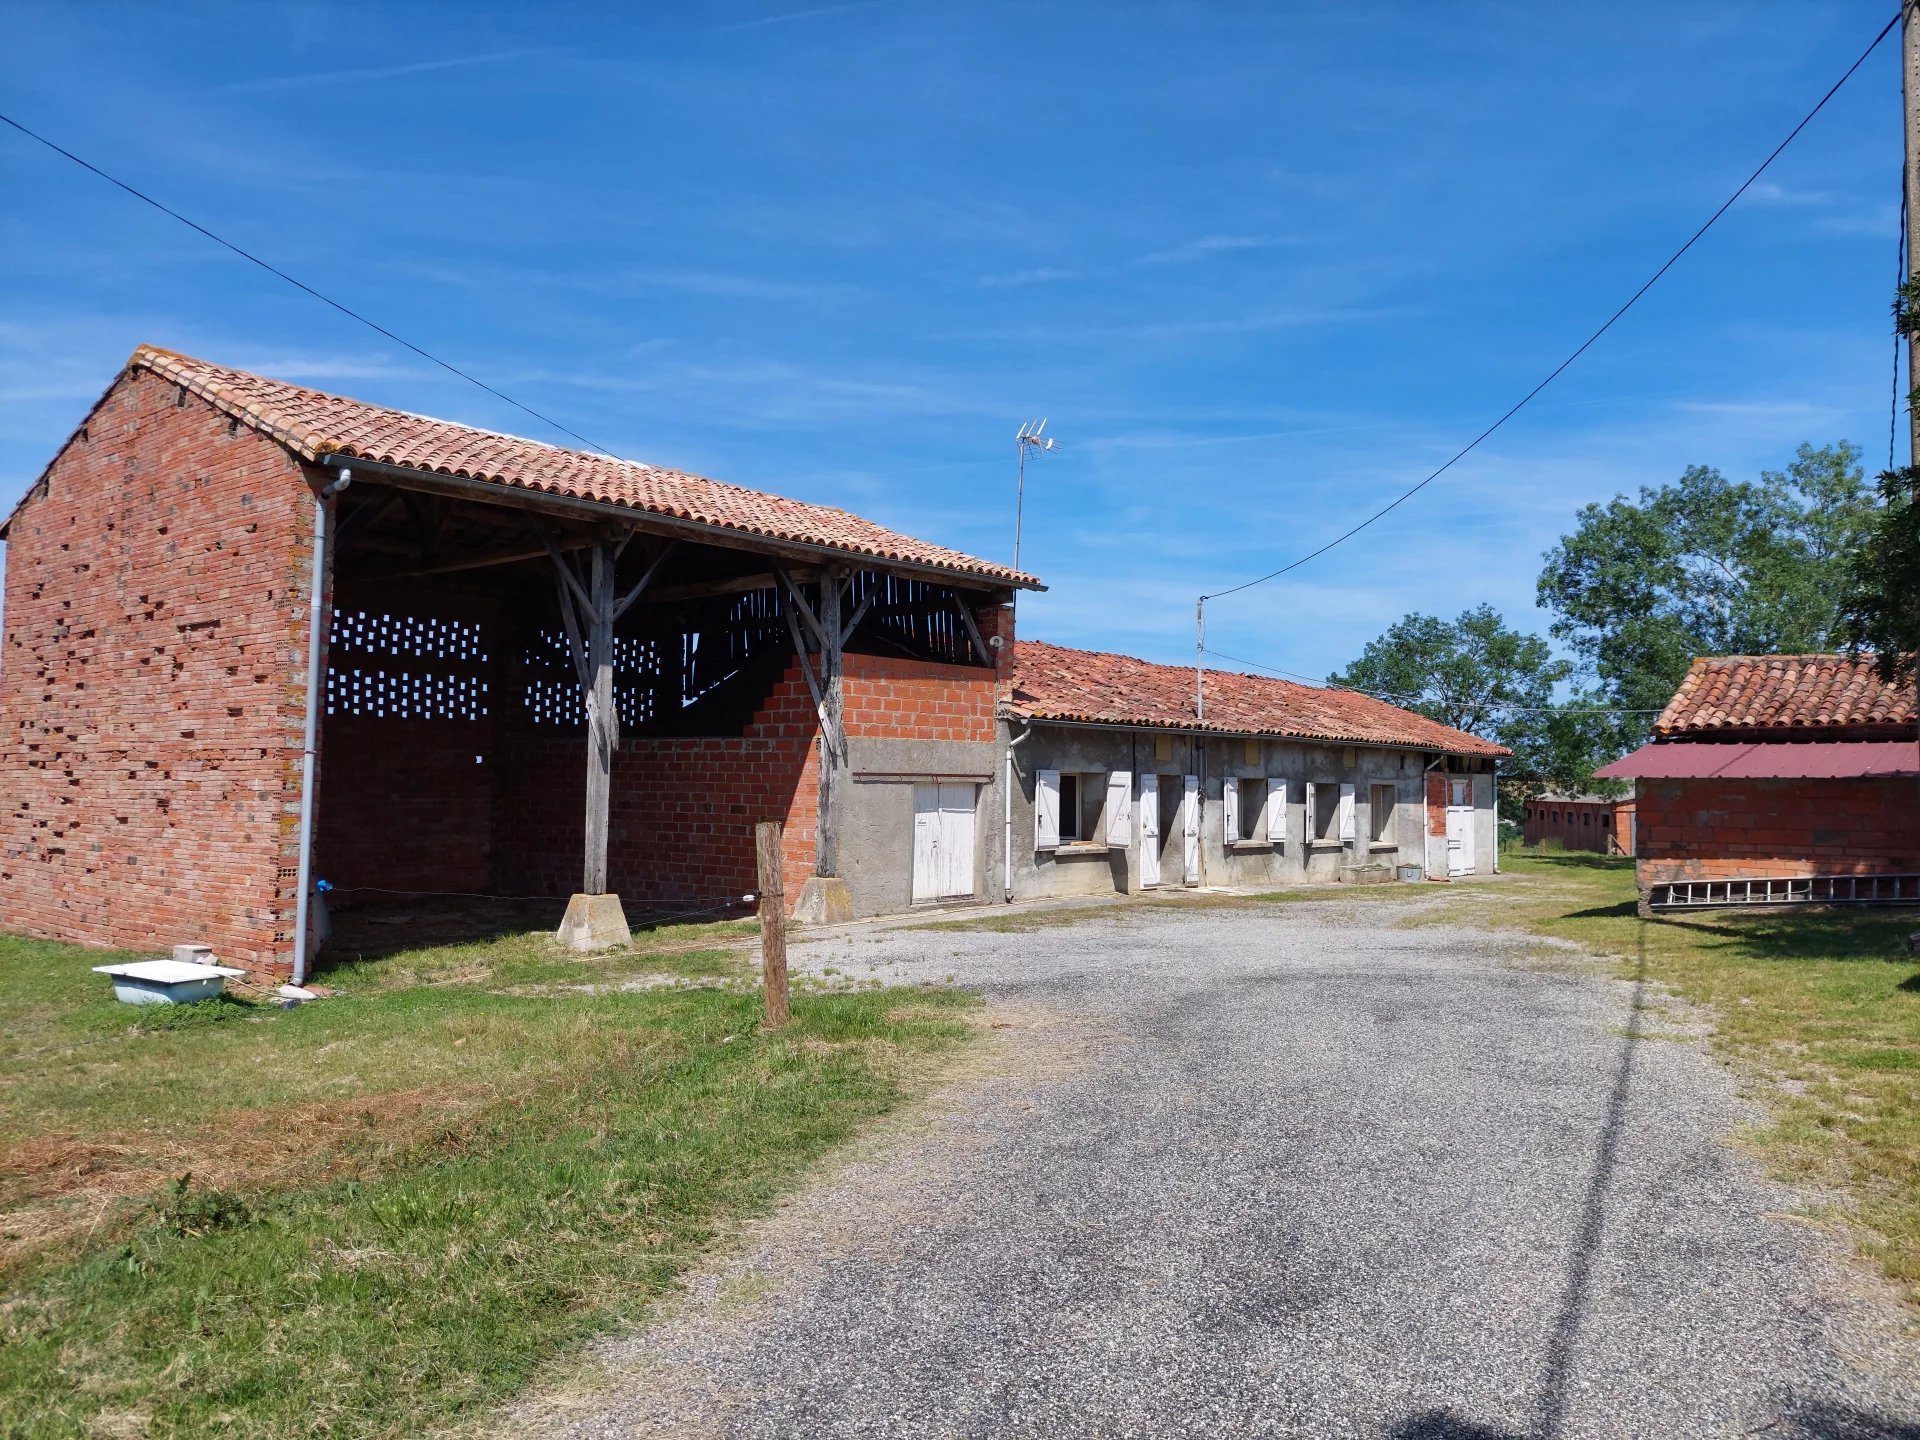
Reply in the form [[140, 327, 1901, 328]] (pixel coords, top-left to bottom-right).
[[997, 720, 1435, 904], [838, 736, 996, 916]]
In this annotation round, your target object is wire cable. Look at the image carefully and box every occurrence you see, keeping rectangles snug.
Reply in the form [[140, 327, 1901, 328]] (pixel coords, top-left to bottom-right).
[[0, 110, 621, 460], [1203, 4, 1906, 604], [1200, 646, 1666, 714]]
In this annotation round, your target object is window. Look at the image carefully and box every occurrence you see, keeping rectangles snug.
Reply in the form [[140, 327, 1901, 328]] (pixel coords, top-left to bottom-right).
[[1309, 783, 1339, 842], [1369, 783, 1395, 844], [1583, 812, 1592, 826], [1236, 778, 1264, 841], [1056, 772, 1108, 844]]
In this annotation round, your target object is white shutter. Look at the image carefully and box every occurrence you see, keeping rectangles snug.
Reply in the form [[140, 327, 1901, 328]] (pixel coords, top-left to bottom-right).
[[1222, 777, 1240, 843], [1339, 783, 1356, 842], [1105, 771, 1132, 848], [1266, 778, 1287, 845], [1182, 775, 1200, 883], [1035, 769, 1061, 850], [1304, 784, 1317, 842]]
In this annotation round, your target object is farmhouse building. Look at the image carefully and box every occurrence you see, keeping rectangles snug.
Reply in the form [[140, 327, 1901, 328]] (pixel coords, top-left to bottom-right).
[[1596, 655, 1920, 909], [0, 347, 1037, 974], [994, 643, 1506, 902]]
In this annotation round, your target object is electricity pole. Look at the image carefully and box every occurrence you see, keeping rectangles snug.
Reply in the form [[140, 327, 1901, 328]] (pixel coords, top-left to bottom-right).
[[1906, 1, 1920, 463]]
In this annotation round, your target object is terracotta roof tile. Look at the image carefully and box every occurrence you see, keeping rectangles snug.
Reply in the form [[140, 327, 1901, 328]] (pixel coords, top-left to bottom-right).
[[1009, 641, 1508, 756], [109, 346, 1038, 588], [1654, 655, 1917, 736]]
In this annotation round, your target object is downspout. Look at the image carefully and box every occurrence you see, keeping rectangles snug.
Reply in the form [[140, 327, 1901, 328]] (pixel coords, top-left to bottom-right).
[[1004, 719, 1032, 903], [291, 467, 352, 985]]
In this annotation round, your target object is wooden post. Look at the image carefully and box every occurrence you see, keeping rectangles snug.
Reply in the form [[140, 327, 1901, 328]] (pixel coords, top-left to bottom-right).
[[817, 569, 845, 877], [755, 820, 790, 1029], [583, 540, 616, 895]]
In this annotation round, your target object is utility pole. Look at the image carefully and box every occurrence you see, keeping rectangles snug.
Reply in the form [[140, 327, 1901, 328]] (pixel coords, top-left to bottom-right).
[[1195, 596, 1205, 720], [1906, 0, 1920, 464]]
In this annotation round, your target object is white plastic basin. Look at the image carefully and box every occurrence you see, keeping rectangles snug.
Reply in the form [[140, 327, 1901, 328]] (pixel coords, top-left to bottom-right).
[[92, 959, 247, 1006]]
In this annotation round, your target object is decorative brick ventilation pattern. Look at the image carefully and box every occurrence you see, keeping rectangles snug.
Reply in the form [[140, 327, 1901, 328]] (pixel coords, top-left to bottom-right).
[[325, 609, 490, 720]]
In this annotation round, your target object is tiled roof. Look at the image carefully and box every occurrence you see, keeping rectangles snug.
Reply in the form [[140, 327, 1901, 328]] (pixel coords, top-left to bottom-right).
[[28, 345, 1037, 587], [1655, 655, 1917, 736], [1008, 641, 1509, 756]]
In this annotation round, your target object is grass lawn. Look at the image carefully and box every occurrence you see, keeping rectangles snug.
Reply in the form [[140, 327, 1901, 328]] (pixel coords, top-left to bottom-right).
[[0, 916, 979, 1438], [1483, 853, 1920, 1304]]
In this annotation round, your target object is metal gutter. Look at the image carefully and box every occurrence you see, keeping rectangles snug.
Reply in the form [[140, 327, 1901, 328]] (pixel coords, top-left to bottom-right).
[[291, 467, 353, 984], [317, 454, 1044, 594], [1005, 712, 1503, 760]]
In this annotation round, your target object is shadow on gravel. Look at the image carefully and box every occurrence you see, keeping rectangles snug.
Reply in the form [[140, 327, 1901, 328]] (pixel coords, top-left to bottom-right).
[[1389, 1412, 1526, 1439], [1533, 925, 1651, 1439], [1768, 1402, 1920, 1439]]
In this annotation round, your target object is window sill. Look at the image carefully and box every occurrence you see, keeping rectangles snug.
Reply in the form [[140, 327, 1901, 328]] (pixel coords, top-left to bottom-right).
[[1049, 842, 1114, 858], [1368, 842, 1399, 853], [1225, 839, 1274, 852], [1306, 840, 1345, 851]]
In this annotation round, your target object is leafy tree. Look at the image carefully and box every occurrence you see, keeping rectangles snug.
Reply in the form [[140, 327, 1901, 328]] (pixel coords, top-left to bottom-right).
[[1327, 606, 1602, 799], [1535, 442, 1876, 754], [1837, 466, 1920, 687]]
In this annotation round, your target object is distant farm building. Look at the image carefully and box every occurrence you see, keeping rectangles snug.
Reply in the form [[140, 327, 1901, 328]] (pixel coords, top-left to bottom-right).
[[1597, 655, 1919, 910], [1520, 794, 1635, 854]]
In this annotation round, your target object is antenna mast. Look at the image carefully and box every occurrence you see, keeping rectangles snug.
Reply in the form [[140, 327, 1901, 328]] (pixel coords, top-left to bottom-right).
[[1014, 419, 1057, 574]]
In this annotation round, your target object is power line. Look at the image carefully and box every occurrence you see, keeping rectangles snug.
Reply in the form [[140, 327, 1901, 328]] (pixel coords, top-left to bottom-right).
[[1203, 4, 1906, 605], [0, 110, 619, 459], [1200, 646, 1666, 715]]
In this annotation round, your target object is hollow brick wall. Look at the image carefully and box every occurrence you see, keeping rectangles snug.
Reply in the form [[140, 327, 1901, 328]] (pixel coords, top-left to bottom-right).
[[1634, 775, 1920, 888], [489, 650, 998, 913], [0, 367, 314, 967]]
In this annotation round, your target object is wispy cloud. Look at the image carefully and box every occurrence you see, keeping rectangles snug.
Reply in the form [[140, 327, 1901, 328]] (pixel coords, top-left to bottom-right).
[[217, 49, 561, 94], [1135, 233, 1283, 266], [707, 0, 892, 36], [979, 266, 1080, 289]]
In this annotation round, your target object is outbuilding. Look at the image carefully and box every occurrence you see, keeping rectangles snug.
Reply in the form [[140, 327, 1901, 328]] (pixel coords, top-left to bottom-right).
[[1596, 655, 1920, 910], [995, 642, 1507, 902], [1520, 793, 1635, 854], [0, 347, 1038, 973]]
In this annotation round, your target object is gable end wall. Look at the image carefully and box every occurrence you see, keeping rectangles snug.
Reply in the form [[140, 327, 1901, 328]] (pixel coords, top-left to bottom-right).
[[0, 367, 315, 967]]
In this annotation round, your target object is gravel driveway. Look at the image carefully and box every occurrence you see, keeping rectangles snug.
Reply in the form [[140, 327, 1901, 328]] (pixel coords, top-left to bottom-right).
[[522, 891, 1920, 1439]]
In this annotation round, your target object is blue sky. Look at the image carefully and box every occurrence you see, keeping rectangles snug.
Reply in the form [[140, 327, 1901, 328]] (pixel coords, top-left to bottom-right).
[[0, 1, 1905, 683]]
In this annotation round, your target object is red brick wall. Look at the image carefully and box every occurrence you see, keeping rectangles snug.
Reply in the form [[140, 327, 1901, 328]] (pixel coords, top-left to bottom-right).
[[843, 652, 997, 740], [490, 659, 819, 910], [486, 649, 997, 914], [317, 718, 495, 895], [1522, 798, 1633, 853], [0, 368, 313, 966], [1635, 776, 1920, 887]]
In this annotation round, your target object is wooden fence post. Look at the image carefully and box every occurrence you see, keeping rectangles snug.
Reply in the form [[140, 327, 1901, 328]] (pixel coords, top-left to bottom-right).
[[755, 821, 790, 1029]]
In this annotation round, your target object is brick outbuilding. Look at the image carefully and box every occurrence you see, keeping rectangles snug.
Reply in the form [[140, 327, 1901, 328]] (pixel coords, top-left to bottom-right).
[[1597, 655, 1920, 909], [0, 347, 1038, 974]]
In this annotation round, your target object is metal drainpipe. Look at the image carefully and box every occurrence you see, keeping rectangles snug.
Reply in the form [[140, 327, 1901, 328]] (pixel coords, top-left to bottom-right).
[[1004, 720, 1032, 903], [291, 468, 352, 985]]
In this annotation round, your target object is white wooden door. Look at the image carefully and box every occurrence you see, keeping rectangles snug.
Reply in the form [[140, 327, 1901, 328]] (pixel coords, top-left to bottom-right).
[[914, 783, 976, 902], [1181, 775, 1200, 884], [1446, 777, 1475, 876], [1138, 774, 1161, 887], [939, 784, 976, 898]]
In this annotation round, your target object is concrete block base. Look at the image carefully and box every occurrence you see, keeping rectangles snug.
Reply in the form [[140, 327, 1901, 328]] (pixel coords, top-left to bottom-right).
[[791, 875, 853, 925], [555, 893, 633, 952]]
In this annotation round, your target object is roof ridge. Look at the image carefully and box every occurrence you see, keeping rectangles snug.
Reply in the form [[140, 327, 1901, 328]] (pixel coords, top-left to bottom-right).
[[25, 345, 1041, 589]]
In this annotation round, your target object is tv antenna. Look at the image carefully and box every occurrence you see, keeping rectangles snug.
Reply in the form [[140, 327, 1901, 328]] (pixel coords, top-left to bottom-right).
[[1014, 419, 1058, 574]]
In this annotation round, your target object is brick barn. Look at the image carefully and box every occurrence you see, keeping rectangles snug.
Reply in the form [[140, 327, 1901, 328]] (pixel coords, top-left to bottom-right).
[[0, 346, 1036, 976], [1596, 655, 1920, 910]]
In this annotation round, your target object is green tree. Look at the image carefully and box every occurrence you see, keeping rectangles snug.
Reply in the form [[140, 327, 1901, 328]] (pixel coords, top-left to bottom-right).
[[1535, 442, 1876, 754], [1837, 466, 1920, 687], [1327, 605, 1598, 797]]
